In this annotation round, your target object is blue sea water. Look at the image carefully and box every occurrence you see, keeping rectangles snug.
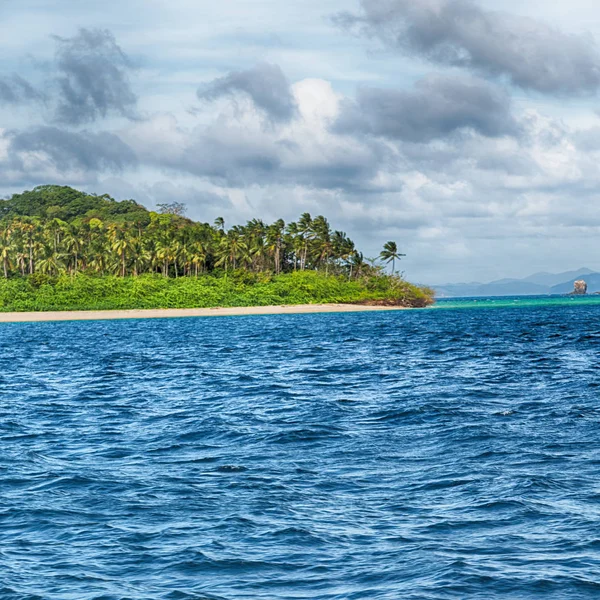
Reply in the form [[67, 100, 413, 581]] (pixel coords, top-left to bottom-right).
[[2, 299, 600, 599]]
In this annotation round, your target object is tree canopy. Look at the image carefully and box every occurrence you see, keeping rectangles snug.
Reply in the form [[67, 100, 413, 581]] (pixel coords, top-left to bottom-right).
[[0, 185, 149, 224], [0, 186, 387, 280]]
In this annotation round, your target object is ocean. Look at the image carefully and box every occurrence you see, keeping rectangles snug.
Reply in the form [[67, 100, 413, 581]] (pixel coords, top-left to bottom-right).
[[2, 297, 600, 598]]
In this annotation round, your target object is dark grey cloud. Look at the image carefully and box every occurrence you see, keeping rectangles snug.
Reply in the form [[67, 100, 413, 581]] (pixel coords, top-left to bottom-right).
[[193, 137, 385, 192], [335, 74, 518, 142], [9, 126, 137, 172], [197, 63, 297, 122], [335, 0, 600, 95], [0, 74, 44, 105], [53, 28, 137, 124]]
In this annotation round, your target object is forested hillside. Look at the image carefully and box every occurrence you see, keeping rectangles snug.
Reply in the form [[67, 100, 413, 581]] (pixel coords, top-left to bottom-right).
[[0, 185, 434, 310]]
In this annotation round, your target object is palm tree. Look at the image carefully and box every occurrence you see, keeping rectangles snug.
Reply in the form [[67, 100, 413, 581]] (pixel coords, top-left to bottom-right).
[[311, 216, 332, 274], [37, 244, 66, 276], [0, 226, 13, 278], [190, 241, 206, 277], [333, 231, 355, 277], [156, 240, 171, 277], [285, 221, 301, 271], [348, 251, 367, 279], [45, 218, 68, 253], [214, 217, 225, 232], [266, 219, 285, 274], [63, 227, 84, 274], [297, 213, 313, 270], [379, 241, 405, 276], [0, 203, 385, 285], [19, 217, 42, 275], [108, 224, 131, 277]]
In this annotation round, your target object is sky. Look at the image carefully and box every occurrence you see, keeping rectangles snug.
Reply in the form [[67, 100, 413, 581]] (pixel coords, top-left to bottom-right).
[[2, 0, 600, 284]]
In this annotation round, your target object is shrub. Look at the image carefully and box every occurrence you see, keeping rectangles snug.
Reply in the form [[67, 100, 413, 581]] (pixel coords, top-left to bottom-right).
[[0, 271, 434, 312]]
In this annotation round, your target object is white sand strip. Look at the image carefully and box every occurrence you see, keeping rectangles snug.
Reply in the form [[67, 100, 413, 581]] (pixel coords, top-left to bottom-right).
[[0, 304, 406, 323]]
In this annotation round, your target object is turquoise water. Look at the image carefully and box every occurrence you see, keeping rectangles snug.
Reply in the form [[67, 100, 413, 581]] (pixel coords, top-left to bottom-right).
[[2, 299, 600, 598], [433, 294, 600, 310]]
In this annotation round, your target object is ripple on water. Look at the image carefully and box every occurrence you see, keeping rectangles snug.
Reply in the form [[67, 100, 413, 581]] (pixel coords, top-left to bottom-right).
[[2, 303, 600, 598]]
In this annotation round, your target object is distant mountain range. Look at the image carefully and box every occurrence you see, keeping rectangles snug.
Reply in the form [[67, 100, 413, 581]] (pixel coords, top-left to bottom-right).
[[433, 268, 600, 297]]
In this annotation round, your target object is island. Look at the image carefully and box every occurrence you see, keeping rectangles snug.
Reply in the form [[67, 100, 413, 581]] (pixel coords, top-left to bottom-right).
[[0, 185, 434, 315]]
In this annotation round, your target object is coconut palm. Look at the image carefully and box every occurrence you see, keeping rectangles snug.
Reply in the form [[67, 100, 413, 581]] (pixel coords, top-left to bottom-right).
[[37, 244, 66, 276], [190, 242, 206, 277], [266, 219, 285, 274], [108, 224, 132, 277], [0, 226, 13, 278], [379, 241, 405, 275], [214, 216, 225, 232], [63, 227, 84, 274], [348, 251, 367, 279], [0, 198, 396, 285], [297, 212, 313, 270]]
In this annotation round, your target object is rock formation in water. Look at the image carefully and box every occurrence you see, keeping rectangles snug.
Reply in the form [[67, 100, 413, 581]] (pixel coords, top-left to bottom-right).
[[572, 279, 588, 295]]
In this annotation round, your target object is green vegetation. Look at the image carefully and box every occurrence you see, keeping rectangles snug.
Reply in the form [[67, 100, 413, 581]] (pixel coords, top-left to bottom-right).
[[0, 185, 434, 311], [0, 272, 433, 311]]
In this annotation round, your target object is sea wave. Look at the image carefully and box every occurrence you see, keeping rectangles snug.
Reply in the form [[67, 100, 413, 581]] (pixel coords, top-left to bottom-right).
[[2, 302, 600, 597]]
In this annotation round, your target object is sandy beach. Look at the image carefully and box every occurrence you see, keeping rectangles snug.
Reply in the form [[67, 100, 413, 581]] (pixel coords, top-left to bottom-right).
[[0, 304, 406, 323]]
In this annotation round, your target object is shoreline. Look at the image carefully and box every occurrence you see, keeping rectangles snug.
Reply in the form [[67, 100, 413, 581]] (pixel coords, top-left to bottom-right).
[[0, 303, 407, 323]]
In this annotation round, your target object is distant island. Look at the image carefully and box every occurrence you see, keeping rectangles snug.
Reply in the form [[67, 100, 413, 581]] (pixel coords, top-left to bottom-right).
[[433, 268, 600, 298], [0, 185, 433, 313]]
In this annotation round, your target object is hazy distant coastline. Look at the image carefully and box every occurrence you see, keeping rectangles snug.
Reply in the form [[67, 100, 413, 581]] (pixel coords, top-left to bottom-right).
[[432, 268, 599, 298]]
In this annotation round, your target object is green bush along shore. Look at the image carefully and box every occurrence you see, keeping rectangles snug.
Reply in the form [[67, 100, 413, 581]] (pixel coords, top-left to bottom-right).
[[0, 271, 433, 312]]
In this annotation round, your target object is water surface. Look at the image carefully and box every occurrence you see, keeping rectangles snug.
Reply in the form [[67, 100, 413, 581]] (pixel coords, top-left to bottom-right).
[[2, 300, 600, 598]]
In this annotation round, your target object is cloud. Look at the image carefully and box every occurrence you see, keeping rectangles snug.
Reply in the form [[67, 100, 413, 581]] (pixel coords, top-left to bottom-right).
[[146, 181, 233, 210], [0, 74, 44, 105], [197, 62, 297, 122], [335, 0, 600, 95], [124, 102, 389, 193], [335, 74, 518, 142], [8, 126, 137, 172], [53, 28, 137, 124]]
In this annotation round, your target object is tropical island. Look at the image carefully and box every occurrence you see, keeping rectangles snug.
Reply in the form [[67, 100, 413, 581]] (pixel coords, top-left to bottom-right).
[[0, 185, 434, 314]]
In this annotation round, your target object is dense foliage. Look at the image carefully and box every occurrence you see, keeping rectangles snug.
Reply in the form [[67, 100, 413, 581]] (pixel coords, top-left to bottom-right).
[[0, 185, 149, 223], [0, 185, 434, 310], [0, 272, 433, 312]]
